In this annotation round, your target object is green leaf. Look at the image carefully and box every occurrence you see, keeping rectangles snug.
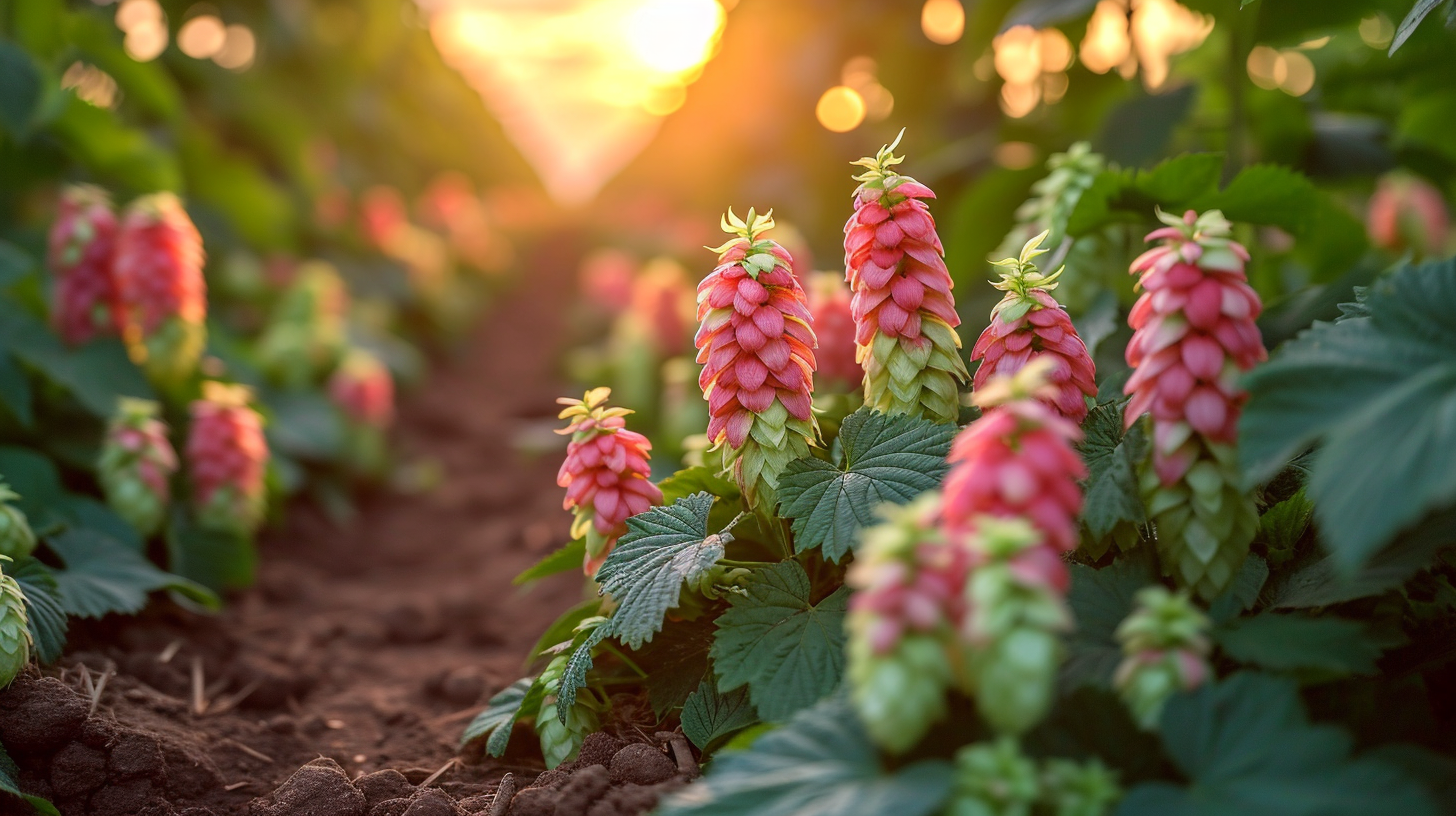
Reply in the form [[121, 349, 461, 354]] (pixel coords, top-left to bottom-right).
[[1067, 153, 1221, 236], [637, 618, 716, 716], [0, 242, 34, 290], [0, 302, 154, 417], [262, 390, 344, 463], [1118, 673, 1438, 816], [1241, 258, 1456, 572], [554, 620, 612, 716], [1064, 552, 1159, 692], [682, 681, 758, 752], [165, 510, 256, 593], [1258, 489, 1313, 566], [0, 739, 58, 815], [595, 493, 726, 649], [48, 528, 218, 618], [779, 409, 954, 562], [0, 354, 34, 429], [710, 561, 849, 721], [1214, 614, 1384, 679], [1079, 401, 1148, 542], [12, 558, 67, 665], [659, 465, 740, 505], [461, 677, 535, 756], [1389, 0, 1445, 54], [514, 539, 587, 585], [656, 696, 954, 816], [0, 39, 43, 138], [1207, 556, 1269, 625]]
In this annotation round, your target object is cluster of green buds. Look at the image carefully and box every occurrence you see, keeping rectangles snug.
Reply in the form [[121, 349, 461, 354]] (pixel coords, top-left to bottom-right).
[[535, 617, 607, 769], [0, 556, 31, 687], [1113, 586, 1212, 729], [950, 738, 1120, 816], [257, 261, 350, 389], [0, 482, 37, 560]]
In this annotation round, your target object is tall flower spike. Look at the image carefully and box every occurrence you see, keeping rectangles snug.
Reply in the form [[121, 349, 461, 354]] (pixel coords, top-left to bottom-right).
[[695, 208, 819, 512], [1125, 209, 1265, 599], [98, 398, 178, 538], [806, 271, 862, 391], [1113, 586, 1211, 729], [114, 193, 207, 386], [556, 388, 663, 576], [48, 184, 120, 345], [991, 141, 1107, 262], [971, 231, 1097, 423], [844, 131, 968, 423], [846, 493, 969, 753], [187, 382, 268, 536]]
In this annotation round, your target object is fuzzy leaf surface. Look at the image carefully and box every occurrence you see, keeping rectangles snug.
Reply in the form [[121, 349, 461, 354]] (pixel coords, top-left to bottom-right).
[[1117, 673, 1438, 816], [554, 620, 612, 717], [595, 493, 724, 649], [656, 696, 954, 816], [47, 529, 218, 618], [12, 559, 66, 665], [710, 561, 849, 721], [682, 681, 758, 751], [1241, 258, 1456, 572], [1079, 401, 1148, 541], [461, 677, 535, 756], [779, 409, 953, 562]]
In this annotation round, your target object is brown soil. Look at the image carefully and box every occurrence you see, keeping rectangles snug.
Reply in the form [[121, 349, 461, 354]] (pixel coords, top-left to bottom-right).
[[0, 240, 691, 816]]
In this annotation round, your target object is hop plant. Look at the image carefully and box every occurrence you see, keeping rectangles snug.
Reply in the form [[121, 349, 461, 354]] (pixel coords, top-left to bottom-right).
[[1367, 171, 1449, 258], [557, 388, 663, 576], [992, 142, 1106, 262], [971, 232, 1097, 423], [1113, 586, 1211, 730], [1125, 209, 1265, 599], [805, 271, 862, 391], [949, 738, 1040, 816], [0, 559, 30, 688], [47, 184, 121, 345], [257, 261, 350, 388], [0, 483, 36, 561], [330, 349, 395, 429], [535, 625, 605, 769], [696, 208, 819, 512], [114, 193, 207, 386], [1041, 759, 1121, 816], [942, 360, 1087, 562], [844, 131, 968, 423], [846, 494, 968, 753], [187, 382, 268, 536], [98, 398, 178, 538]]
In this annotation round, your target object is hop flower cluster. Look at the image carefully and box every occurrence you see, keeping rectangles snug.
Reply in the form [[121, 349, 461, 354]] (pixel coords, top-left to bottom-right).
[[971, 232, 1097, 423], [98, 398, 178, 538], [257, 261, 350, 388], [696, 208, 818, 510], [556, 388, 662, 576], [1367, 171, 1449, 258], [805, 271, 862, 390], [991, 141, 1106, 262], [1125, 209, 1265, 598], [330, 350, 395, 429], [187, 383, 268, 536], [951, 738, 1121, 816], [1114, 586, 1211, 729], [0, 561, 31, 688], [0, 483, 36, 561], [844, 132, 968, 424], [114, 193, 207, 386], [48, 185, 120, 346]]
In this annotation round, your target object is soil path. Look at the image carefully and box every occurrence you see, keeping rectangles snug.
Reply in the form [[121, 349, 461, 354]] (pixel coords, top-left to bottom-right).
[[1, 240, 592, 815]]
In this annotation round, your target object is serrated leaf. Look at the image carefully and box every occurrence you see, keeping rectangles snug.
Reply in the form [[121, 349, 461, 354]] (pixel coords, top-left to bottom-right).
[[1389, 0, 1445, 54], [1214, 613, 1384, 678], [682, 681, 758, 752], [1079, 401, 1148, 542], [0, 739, 58, 815], [637, 618, 716, 716], [514, 539, 586, 585], [1207, 556, 1269, 625], [555, 620, 612, 716], [1258, 490, 1313, 567], [1242, 259, 1456, 572], [12, 559, 66, 665], [528, 599, 604, 660], [1118, 673, 1438, 816], [656, 695, 954, 816], [47, 528, 218, 618], [461, 677, 535, 756], [1068, 154, 1223, 236], [658, 466, 740, 505], [595, 493, 726, 649], [779, 409, 953, 562], [710, 561, 849, 721], [1063, 552, 1159, 692]]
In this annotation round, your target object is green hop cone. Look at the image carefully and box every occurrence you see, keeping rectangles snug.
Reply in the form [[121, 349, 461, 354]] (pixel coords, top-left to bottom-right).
[[970, 627, 1062, 737], [0, 484, 36, 561], [534, 649, 600, 769], [949, 738, 1040, 816], [1041, 759, 1121, 816], [849, 633, 953, 754], [1141, 442, 1258, 600], [0, 562, 31, 686], [1113, 586, 1211, 730], [98, 398, 178, 538], [257, 261, 350, 388]]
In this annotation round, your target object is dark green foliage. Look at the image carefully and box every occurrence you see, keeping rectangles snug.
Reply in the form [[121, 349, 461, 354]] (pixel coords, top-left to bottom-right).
[[682, 681, 758, 751], [461, 677, 536, 757]]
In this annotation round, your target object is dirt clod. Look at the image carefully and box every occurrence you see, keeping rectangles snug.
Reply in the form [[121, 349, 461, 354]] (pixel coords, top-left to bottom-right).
[[357, 769, 416, 808], [249, 758, 366, 816], [575, 733, 625, 769], [48, 742, 109, 800], [506, 785, 559, 816], [401, 788, 463, 816], [0, 676, 91, 754], [607, 745, 675, 787]]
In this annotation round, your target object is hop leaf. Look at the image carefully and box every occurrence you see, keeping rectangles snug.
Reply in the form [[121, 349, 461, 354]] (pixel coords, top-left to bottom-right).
[[12, 558, 65, 665], [461, 677, 537, 756], [681, 680, 758, 751]]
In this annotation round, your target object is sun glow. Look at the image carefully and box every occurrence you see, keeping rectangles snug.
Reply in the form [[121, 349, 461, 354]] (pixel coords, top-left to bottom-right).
[[421, 0, 727, 205]]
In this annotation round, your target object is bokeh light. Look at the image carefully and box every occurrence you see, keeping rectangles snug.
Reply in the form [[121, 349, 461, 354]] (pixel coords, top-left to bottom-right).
[[1079, 0, 1211, 88], [61, 62, 120, 109], [116, 0, 167, 61], [625, 0, 724, 73], [179, 15, 227, 59], [994, 141, 1038, 169], [816, 86, 867, 132], [1247, 44, 1316, 96], [213, 24, 256, 70], [842, 56, 895, 122], [1359, 14, 1394, 48], [921, 0, 965, 45]]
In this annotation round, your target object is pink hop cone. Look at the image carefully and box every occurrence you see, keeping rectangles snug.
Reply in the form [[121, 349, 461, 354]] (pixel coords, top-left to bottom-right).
[[98, 398, 178, 538], [187, 383, 268, 535], [970, 231, 1096, 423], [806, 271, 862, 391], [1124, 209, 1265, 599], [556, 388, 663, 576], [629, 258, 695, 357], [48, 185, 121, 346], [1367, 171, 1449, 257], [114, 193, 207, 385], [329, 349, 395, 429], [695, 208, 819, 511], [844, 131, 968, 423], [942, 360, 1086, 560]]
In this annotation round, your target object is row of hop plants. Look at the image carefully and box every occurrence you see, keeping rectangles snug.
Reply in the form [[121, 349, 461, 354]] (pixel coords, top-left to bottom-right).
[[465, 134, 1456, 816], [0, 182, 411, 696]]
